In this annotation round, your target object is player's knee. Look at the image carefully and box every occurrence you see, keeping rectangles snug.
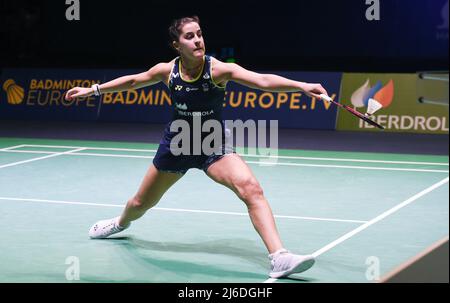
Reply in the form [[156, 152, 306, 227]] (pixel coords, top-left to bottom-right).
[[235, 178, 264, 202]]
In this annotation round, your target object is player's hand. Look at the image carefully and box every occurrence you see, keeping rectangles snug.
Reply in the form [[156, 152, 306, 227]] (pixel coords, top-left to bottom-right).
[[301, 83, 328, 99], [65, 87, 94, 101]]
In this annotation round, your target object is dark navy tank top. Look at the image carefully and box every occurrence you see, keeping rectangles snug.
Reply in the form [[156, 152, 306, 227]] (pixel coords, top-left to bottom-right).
[[162, 55, 230, 157], [168, 55, 226, 124]]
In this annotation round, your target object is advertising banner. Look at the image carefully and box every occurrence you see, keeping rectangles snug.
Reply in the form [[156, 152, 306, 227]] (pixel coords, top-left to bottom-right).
[[0, 68, 103, 121], [337, 73, 449, 134], [1, 68, 342, 130]]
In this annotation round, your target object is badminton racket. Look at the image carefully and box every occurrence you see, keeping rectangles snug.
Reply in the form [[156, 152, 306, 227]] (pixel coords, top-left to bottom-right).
[[320, 94, 385, 130]]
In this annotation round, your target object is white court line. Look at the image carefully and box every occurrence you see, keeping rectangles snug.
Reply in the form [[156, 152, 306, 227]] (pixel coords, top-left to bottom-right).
[[245, 161, 449, 173], [0, 197, 367, 224], [21, 144, 154, 153], [19, 144, 449, 166], [0, 145, 27, 151], [0, 147, 86, 169], [1, 149, 448, 173], [243, 154, 449, 166], [0, 150, 55, 155], [0, 150, 154, 159], [264, 176, 449, 283]]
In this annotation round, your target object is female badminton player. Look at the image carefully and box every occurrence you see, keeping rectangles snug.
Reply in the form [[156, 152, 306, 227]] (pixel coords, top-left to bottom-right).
[[65, 16, 328, 279]]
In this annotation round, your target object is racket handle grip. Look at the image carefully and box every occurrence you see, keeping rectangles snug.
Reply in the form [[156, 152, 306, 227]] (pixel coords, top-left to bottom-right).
[[319, 94, 333, 103]]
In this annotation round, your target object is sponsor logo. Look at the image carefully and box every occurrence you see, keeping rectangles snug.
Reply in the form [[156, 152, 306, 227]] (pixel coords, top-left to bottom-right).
[[350, 79, 394, 110], [186, 87, 199, 92], [349, 79, 448, 132], [202, 83, 209, 92], [203, 73, 210, 80], [2, 79, 25, 105], [175, 102, 188, 110], [175, 85, 183, 91], [177, 110, 214, 117]]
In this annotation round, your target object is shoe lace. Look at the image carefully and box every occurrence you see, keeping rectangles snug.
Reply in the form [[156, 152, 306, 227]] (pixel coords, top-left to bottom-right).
[[102, 221, 121, 234], [269, 249, 292, 269], [269, 249, 290, 260]]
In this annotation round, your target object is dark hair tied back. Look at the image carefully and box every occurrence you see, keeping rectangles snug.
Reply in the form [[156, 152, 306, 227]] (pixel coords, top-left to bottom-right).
[[168, 16, 200, 43]]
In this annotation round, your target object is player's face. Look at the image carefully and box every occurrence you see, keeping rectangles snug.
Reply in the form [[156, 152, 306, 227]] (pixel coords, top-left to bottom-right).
[[175, 22, 205, 59]]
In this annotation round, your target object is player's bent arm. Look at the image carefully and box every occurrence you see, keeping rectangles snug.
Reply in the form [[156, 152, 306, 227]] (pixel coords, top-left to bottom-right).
[[98, 62, 171, 93], [213, 60, 328, 98], [65, 61, 173, 100]]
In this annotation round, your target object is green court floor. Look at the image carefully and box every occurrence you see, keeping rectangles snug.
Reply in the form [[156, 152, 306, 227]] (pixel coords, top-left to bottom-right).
[[0, 137, 448, 283]]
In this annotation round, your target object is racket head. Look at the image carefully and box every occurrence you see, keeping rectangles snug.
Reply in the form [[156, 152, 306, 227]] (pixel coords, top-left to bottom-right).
[[343, 105, 385, 129]]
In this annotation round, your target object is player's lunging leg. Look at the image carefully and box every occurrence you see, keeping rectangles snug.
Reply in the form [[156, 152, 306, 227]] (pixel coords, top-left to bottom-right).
[[207, 155, 283, 253], [206, 154, 315, 278], [88, 165, 183, 239]]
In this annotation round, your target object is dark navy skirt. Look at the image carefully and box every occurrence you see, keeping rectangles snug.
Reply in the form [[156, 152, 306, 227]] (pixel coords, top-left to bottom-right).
[[153, 121, 235, 174]]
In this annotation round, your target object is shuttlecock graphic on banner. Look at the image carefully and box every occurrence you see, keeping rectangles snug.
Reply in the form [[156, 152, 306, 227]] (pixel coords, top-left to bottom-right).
[[350, 79, 394, 115], [2, 79, 25, 105], [350, 79, 371, 108], [366, 98, 383, 116]]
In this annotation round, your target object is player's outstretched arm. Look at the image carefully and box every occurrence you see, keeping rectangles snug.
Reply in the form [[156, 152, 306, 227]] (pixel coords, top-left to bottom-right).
[[214, 60, 328, 99], [65, 62, 172, 101]]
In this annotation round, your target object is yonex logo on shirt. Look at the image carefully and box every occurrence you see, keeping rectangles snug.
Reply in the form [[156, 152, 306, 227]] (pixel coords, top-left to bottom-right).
[[175, 85, 183, 91]]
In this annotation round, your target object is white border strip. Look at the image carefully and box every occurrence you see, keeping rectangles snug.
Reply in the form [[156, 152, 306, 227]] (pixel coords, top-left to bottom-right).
[[0, 197, 367, 224]]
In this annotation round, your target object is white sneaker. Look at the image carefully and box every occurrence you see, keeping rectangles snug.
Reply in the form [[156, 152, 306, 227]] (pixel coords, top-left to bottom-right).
[[269, 249, 315, 278], [88, 217, 129, 239]]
